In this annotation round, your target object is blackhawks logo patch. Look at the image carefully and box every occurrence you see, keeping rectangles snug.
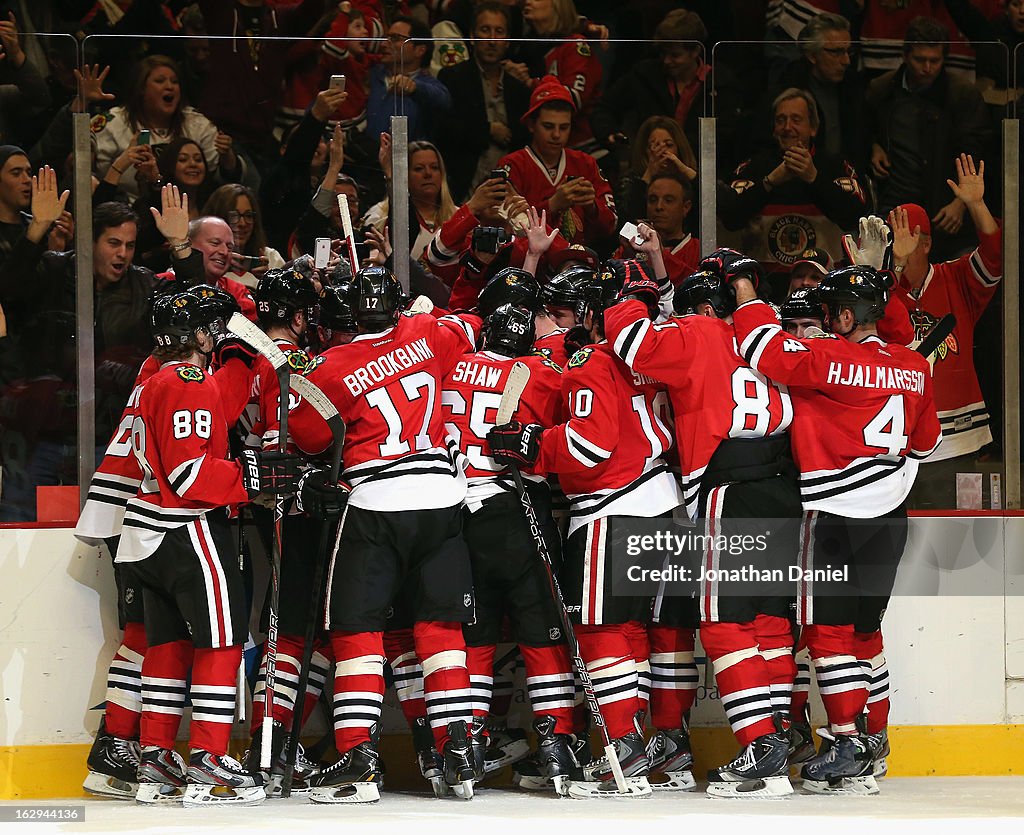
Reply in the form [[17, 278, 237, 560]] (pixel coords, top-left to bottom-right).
[[305, 355, 325, 375], [286, 350, 309, 373], [541, 359, 563, 373], [90, 113, 110, 133], [177, 365, 205, 383], [567, 347, 592, 369]]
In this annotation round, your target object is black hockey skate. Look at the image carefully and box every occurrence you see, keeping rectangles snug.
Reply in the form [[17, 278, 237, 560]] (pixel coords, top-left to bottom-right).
[[83, 720, 140, 800], [442, 720, 480, 800], [800, 732, 879, 795], [412, 717, 448, 797], [567, 723, 651, 799], [707, 718, 793, 798], [135, 746, 187, 804], [645, 724, 695, 791], [531, 715, 579, 796], [788, 717, 817, 778], [868, 727, 889, 778], [185, 750, 266, 806], [482, 721, 530, 775], [243, 720, 320, 797], [513, 732, 591, 791], [309, 738, 385, 804]]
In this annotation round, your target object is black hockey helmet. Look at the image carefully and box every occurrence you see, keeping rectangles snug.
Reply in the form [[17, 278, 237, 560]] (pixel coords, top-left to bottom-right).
[[675, 269, 735, 318], [189, 284, 240, 336], [540, 265, 595, 310], [351, 265, 403, 330], [326, 257, 353, 286], [256, 268, 320, 326], [484, 303, 537, 358], [151, 291, 209, 348], [319, 282, 358, 333], [584, 259, 647, 317], [780, 287, 824, 324], [478, 268, 540, 318], [817, 265, 888, 328]]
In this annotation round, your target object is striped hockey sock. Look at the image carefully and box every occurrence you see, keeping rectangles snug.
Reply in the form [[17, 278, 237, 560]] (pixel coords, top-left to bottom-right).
[[464, 644, 495, 722], [104, 621, 147, 739], [139, 639, 192, 750], [804, 624, 868, 735], [190, 645, 242, 756], [520, 644, 576, 735], [415, 621, 473, 750], [647, 625, 698, 731], [701, 621, 775, 746], [624, 621, 651, 718], [250, 633, 304, 734], [576, 625, 640, 739], [329, 631, 385, 754]]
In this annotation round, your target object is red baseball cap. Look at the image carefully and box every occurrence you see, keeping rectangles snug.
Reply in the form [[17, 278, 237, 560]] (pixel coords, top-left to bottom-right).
[[896, 203, 931, 236], [521, 75, 576, 124]]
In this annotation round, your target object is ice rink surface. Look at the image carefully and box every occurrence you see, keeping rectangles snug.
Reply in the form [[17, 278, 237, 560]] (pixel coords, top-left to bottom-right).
[[3, 778, 1024, 835]]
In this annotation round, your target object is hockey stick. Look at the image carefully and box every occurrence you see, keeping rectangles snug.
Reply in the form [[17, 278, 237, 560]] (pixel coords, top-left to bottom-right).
[[337, 193, 360, 272], [496, 362, 630, 794], [227, 313, 291, 771], [916, 313, 956, 359], [280, 374, 347, 797]]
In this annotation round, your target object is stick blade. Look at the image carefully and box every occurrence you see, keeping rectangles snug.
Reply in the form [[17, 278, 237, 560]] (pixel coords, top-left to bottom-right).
[[227, 313, 289, 370], [497, 361, 531, 425]]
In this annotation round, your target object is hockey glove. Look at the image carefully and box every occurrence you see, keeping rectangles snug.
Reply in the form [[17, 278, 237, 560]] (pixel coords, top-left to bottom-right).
[[842, 215, 893, 271], [239, 449, 303, 498], [616, 272, 661, 319], [487, 421, 542, 468], [700, 248, 763, 289], [563, 325, 591, 358], [213, 336, 260, 369], [297, 468, 351, 520]]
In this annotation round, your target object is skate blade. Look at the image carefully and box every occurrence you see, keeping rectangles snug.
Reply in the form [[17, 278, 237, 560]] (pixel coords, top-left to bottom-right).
[[482, 740, 531, 774], [802, 775, 879, 796], [265, 777, 312, 799], [310, 782, 381, 804], [706, 775, 794, 799], [512, 772, 552, 791], [649, 770, 696, 791], [872, 758, 888, 779], [183, 784, 266, 807], [551, 775, 572, 797], [451, 779, 474, 800], [83, 772, 138, 800], [430, 776, 451, 798], [135, 783, 185, 804], [567, 777, 652, 799]]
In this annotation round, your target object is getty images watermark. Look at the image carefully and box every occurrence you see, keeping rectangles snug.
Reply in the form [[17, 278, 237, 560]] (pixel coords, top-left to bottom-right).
[[605, 516, 1024, 598]]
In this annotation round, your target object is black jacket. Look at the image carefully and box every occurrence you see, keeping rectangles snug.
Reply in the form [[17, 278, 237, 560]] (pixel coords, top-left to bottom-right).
[[436, 59, 531, 202]]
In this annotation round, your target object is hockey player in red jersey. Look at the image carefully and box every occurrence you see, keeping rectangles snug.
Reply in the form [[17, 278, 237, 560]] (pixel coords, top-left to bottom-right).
[[489, 263, 683, 798], [604, 237, 800, 798], [731, 265, 941, 794], [281, 266, 483, 802], [442, 303, 582, 793], [115, 292, 306, 806], [498, 77, 617, 248], [77, 285, 240, 801]]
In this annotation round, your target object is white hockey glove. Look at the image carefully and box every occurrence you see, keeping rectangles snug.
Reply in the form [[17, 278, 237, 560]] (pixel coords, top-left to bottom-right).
[[842, 215, 893, 270]]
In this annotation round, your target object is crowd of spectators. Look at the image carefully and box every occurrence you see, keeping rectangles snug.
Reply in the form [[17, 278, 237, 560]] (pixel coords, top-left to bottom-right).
[[0, 0, 1019, 520]]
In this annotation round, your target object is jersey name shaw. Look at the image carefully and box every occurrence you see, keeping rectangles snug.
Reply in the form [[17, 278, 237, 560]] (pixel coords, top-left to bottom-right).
[[449, 360, 503, 390], [343, 337, 435, 396], [826, 362, 926, 394]]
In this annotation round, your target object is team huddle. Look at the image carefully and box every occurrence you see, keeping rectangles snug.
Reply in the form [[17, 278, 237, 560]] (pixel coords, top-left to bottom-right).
[[74, 211, 940, 807]]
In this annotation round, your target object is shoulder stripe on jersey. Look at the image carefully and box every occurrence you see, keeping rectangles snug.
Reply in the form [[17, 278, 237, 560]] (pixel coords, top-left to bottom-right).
[[613, 318, 649, 368], [969, 250, 1000, 287], [168, 455, 205, 496], [568, 463, 671, 518], [565, 424, 612, 468], [740, 324, 778, 370]]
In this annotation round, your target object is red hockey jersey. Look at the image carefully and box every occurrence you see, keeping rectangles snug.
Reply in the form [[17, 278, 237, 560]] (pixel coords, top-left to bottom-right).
[[605, 303, 793, 519], [536, 342, 681, 535], [533, 327, 571, 368], [286, 312, 476, 511], [442, 350, 562, 510], [117, 362, 248, 562], [735, 300, 942, 516], [75, 355, 162, 544], [237, 339, 310, 450], [541, 35, 602, 149], [892, 228, 1001, 460], [497, 147, 617, 247]]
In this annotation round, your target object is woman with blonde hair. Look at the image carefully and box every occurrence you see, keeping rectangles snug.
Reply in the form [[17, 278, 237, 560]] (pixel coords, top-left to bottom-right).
[[362, 136, 458, 261], [203, 184, 285, 288]]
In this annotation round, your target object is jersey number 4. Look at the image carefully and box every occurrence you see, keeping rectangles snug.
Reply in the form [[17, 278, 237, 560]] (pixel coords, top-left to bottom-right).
[[863, 394, 909, 456]]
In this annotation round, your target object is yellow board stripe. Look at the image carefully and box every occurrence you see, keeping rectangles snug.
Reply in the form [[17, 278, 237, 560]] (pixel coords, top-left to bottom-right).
[[6, 726, 1024, 799]]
